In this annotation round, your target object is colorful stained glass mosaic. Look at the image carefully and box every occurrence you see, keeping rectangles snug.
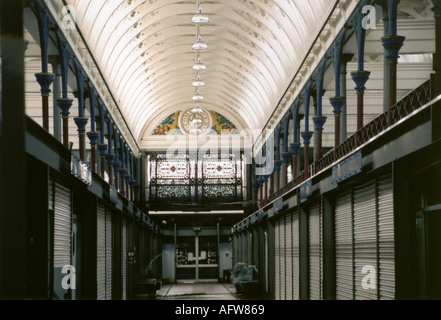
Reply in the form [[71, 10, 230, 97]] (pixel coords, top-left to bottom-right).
[[152, 111, 184, 135]]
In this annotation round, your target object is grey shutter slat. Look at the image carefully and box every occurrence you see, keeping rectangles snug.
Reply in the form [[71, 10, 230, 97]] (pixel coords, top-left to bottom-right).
[[105, 210, 113, 300], [48, 179, 54, 211], [293, 212, 300, 300], [286, 214, 293, 300], [378, 174, 395, 300], [54, 183, 71, 267], [354, 181, 377, 300], [97, 205, 106, 300], [121, 218, 128, 300], [309, 202, 322, 300], [335, 191, 353, 300], [274, 219, 280, 300], [280, 216, 286, 300]]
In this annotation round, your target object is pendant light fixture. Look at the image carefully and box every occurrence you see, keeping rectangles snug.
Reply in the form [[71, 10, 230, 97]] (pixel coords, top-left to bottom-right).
[[192, 35, 208, 50], [192, 75, 205, 87], [192, 90, 204, 102], [192, 7, 210, 24], [192, 58, 207, 72]]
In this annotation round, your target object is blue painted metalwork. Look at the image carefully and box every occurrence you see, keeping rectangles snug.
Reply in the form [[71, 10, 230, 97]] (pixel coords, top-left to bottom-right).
[[73, 61, 86, 118]]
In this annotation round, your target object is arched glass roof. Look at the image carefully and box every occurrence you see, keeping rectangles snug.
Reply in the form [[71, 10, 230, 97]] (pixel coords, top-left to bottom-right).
[[66, 0, 336, 143]]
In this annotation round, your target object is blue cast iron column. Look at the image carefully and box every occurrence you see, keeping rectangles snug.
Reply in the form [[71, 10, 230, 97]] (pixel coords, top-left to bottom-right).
[[290, 101, 301, 180], [281, 114, 291, 185], [329, 31, 347, 161], [274, 125, 283, 193], [301, 81, 314, 179], [113, 127, 121, 191], [432, 0, 441, 96], [73, 62, 88, 161], [33, 2, 55, 131], [97, 102, 108, 179], [105, 115, 115, 186], [312, 60, 328, 163], [381, 0, 405, 125], [55, 39, 73, 148], [351, 6, 371, 147], [86, 85, 99, 171]]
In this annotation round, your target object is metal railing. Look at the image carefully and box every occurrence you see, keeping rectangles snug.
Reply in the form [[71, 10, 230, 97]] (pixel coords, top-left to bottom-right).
[[261, 79, 432, 206]]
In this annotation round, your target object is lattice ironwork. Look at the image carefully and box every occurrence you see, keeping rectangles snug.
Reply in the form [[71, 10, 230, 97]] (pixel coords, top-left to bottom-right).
[[262, 79, 432, 207], [149, 152, 244, 205]]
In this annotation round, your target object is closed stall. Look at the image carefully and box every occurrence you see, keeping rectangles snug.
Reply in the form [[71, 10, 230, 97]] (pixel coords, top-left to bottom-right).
[[274, 219, 280, 300], [285, 213, 293, 300], [121, 217, 128, 300], [292, 212, 300, 300], [97, 204, 113, 300], [52, 181, 72, 300], [377, 175, 395, 300], [280, 216, 286, 300], [333, 174, 395, 300], [309, 201, 322, 300], [335, 191, 353, 300], [353, 180, 377, 300]]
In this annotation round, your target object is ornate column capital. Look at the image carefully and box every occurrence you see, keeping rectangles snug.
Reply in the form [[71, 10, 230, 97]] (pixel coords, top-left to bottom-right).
[[97, 144, 108, 156], [35, 72, 55, 95], [281, 152, 291, 165], [74, 117, 89, 134], [290, 142, 301, 155], [312, 116, 328, 133], [274, 160, 283, 172], [301, 131, 314, 146], [56, 98, 73, 118], [433, 0, 441, 15], [329, 97, 346, 115], [105, 153, 115, 165], [87, 131, 100, 147], [381, 35, 406, 63], [351, 70, 371, 93]]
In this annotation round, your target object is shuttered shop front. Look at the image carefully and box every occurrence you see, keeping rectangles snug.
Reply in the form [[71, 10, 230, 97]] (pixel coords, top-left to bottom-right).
[[309, 201, 322, 300], [97, 204, 113, 300], [51, 181, 72, 299], [274, 219, 280, 300], [285, 213, 293, 300], [333, 174, 395, 300], [121, 218, 128, 300], [292, 212, 300, 300], [335, 191, 353, 300]]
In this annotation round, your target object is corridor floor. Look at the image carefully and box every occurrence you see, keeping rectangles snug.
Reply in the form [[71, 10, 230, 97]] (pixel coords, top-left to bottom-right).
[[156, 283, 244, 300]]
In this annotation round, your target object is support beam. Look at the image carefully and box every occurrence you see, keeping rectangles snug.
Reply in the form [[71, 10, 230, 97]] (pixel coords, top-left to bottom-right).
[[0, 0, 26, 299]]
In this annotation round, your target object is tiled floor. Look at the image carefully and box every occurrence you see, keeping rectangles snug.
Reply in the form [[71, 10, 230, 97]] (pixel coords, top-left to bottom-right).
[[156, 283, 243, 300]]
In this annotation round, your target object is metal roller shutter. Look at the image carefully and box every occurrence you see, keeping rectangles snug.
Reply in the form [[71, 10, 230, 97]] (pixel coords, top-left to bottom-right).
[[105, 210, 113, 300], [309, 202, 322, 300], [280, 216, 286, 300], [378, 174, 395, 300], [353, 180, 377, 300], [285, 213, 293, 300], [121, 218, 128, 300], [274, 219, 280, 300], [292, 212, 300, 300], [54, 183, 72, 268], [48, 179, 54, 211], [335, 191, 354, 300], [97, 205, 106, 300]]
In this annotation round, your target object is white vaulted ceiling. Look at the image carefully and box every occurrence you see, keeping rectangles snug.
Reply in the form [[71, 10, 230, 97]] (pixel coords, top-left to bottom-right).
[[65, 0, 337, 144]]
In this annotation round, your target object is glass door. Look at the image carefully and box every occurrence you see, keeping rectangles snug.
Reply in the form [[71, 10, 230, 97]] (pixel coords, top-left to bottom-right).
[[176, 236, 196, 281], [197, 236, 218, 281], [176, 235, 218, 282]]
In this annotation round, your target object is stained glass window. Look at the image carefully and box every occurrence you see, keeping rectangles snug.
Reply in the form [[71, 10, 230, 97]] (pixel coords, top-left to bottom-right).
[[148, 152, 244, 206]]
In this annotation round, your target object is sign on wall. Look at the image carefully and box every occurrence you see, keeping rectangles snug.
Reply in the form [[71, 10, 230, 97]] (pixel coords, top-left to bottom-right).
[[332, 152, 362, 185]]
